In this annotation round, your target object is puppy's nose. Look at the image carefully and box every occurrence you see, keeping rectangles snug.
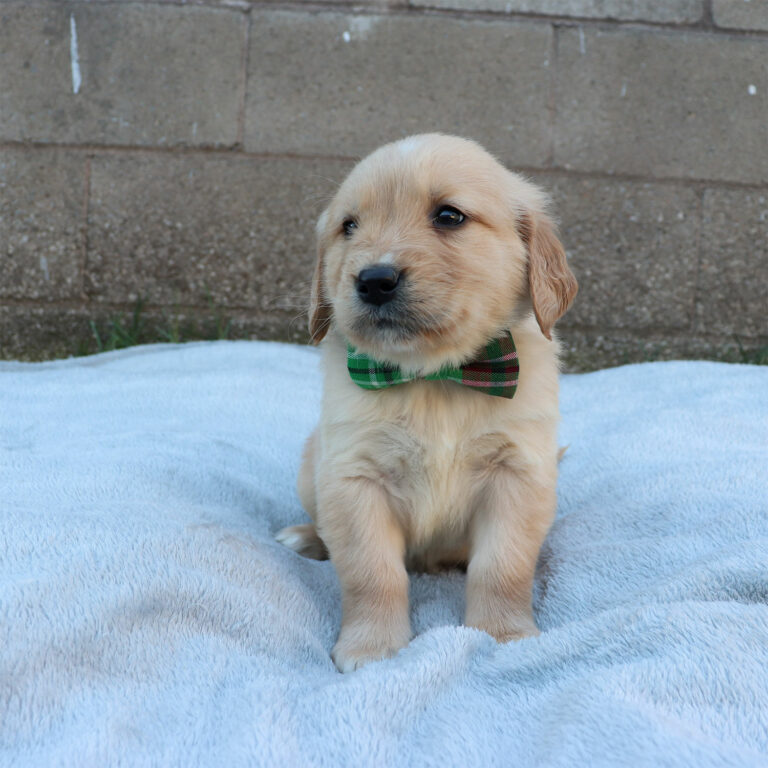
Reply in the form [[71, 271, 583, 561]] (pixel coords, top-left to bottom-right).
[[356, 265, 401, 306]]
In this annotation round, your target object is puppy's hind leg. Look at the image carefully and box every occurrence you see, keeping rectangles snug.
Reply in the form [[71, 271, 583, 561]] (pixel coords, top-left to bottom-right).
[[276, 523, 329, 560], [297, 429, 318, 521], [276, 430, 329, 560]]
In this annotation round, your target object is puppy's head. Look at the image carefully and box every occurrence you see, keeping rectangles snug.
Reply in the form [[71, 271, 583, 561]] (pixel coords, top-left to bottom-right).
[[310, 134, 577, 372]]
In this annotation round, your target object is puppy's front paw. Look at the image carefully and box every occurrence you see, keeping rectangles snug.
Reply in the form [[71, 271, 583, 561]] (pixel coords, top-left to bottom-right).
[[494, 623, 540, 643], [331, 623, 411, 673], [472, 614, 540, 644]]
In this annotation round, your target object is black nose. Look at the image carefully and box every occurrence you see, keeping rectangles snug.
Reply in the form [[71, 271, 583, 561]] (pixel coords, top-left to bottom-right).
[[356, 265, 401, 306]]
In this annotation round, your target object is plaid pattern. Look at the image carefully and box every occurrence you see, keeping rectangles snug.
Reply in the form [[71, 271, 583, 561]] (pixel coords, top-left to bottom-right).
[[347, 332, 519, 399]]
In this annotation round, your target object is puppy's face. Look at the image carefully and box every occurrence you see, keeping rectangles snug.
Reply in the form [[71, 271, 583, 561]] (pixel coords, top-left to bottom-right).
[[310, 134, 576, 372]]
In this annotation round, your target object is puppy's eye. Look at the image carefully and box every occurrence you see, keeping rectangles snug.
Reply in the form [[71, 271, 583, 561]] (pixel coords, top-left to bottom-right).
[[342, 218, 358, 238], [432, 205, 466, 229]]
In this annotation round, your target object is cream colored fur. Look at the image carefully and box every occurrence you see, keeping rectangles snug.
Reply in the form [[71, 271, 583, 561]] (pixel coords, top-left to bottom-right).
[[276, 134, 577, 672]]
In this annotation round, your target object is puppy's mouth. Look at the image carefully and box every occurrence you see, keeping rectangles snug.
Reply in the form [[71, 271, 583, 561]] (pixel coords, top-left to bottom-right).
[[350, 303, 431, 341], [342, 271, 452, 350]]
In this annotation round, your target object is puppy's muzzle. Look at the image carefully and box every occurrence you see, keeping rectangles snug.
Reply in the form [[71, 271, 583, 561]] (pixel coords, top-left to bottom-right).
[[356, 265, 401, 307]]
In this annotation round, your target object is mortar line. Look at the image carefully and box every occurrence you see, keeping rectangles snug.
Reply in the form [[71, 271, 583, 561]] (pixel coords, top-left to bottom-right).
[[245, 1, 768, 40], [79, 156, 92, 303], [513, 167, 768, 193], [0, 140, 357, 164], [2, 141, 767, 191], [689, 187, 706, 334], [0, 297, 286, 314], [236, 9, 252, 149], [546, 24, 559, 168], [12, 0, 768, 40], [559, 324, 767, 342]]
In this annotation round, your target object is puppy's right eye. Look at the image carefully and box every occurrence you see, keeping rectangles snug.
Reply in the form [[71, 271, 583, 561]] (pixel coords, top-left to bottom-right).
[[342, 219, 358, 238], [432, 205, 466, 229]]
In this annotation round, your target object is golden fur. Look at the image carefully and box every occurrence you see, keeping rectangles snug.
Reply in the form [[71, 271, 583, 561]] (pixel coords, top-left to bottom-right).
[[277, 134, 577, 672]]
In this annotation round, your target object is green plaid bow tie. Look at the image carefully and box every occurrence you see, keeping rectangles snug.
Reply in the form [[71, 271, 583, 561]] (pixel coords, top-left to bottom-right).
[[347, 332, 519, 399]]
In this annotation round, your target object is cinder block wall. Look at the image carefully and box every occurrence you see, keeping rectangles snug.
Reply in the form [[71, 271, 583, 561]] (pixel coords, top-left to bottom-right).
[[1, 0, 766, 368]]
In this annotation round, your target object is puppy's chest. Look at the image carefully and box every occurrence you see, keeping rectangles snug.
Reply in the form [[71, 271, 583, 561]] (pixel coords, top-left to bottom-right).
[[357, 412, 509, 542]]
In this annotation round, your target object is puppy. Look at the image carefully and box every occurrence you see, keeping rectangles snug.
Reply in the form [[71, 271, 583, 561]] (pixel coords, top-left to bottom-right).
[[277, 134, 577, 672]]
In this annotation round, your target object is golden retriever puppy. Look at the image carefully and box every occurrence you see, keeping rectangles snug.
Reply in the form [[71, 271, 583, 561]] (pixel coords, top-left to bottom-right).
[[277, 134, 577, 672]]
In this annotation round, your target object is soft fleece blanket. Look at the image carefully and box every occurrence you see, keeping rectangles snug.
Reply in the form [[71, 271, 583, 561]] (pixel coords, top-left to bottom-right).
[[1, 341, 766, 767]]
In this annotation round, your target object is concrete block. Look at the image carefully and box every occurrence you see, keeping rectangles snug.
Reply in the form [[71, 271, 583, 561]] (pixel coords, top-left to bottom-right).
[[696, 189, 768, 338], [555, 27, 768, 184], [0, 303, 319, 362], [0, 3, 244, 147], [0, 149, 85, 300], [0, 306, 91, 361], [245, 11, 553, 164], [713, 0, 768, 31], [558, 328, 766, 372], [86, 152, 352, 317], [534, 174, 700, 330], [412, 0, 702, 23]]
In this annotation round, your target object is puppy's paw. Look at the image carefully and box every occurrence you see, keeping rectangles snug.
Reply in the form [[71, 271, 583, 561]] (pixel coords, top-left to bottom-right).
[[331, 623, 411, 673], [472, 614, 540, 644], [275, 524, 328, 560], [494, 623, 540, 643], [331, 638, 406, 673]]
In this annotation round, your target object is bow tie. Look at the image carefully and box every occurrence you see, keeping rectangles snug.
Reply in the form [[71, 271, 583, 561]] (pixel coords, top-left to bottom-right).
[[346, 331, 519, 399]]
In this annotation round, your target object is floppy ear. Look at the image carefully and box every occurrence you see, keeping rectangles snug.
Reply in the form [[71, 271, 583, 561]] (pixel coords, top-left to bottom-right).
[[518, 210, 578, 340], [308, 211, 332, 344]]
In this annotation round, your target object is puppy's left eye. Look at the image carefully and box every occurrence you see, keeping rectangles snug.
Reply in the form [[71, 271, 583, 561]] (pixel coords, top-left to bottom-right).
[[432, 205, 466, 229]]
